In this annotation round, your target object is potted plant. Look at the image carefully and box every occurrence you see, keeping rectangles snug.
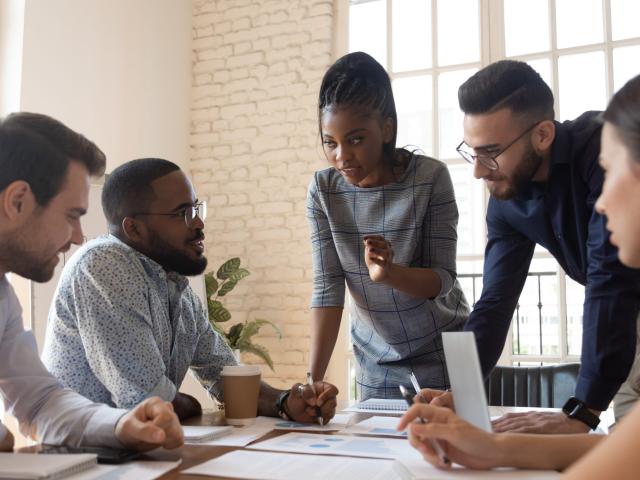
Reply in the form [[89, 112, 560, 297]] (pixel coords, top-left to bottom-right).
[[205, 257, 281, 371]]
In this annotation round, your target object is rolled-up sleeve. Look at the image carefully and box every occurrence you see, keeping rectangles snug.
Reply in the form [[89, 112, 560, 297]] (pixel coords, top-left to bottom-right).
[[421, 164, 459, 297], [307, 175, 346, 308]]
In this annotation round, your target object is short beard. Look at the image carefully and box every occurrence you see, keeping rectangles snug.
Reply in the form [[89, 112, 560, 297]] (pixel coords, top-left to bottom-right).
[[0, 238, 56, 283], [145, 230, 207, 276], [489, 143, 544, 200]]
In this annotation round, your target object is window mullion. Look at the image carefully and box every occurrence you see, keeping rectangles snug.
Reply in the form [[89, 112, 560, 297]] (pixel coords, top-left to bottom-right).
[[603, 0, 614, 98], [431, 0, 439, 159]]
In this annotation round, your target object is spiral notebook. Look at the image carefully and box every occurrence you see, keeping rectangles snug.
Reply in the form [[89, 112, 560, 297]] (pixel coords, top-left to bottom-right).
[[0, 453, 97, 480], [344, 398, 408, 414]]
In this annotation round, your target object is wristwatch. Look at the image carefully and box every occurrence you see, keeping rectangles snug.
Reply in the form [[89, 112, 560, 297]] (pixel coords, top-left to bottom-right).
[[562, 396, 600, 430], [275, 390, 291, 420]]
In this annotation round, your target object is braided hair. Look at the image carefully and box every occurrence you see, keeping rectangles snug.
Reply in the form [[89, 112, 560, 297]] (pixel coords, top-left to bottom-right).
[[318, 52, 408, 170]]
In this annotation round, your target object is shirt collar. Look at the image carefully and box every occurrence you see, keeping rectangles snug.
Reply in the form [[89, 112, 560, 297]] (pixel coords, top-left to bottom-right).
[[108, 234, 189, 292]]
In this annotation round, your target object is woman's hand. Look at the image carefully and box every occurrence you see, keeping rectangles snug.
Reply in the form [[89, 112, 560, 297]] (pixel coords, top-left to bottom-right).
[[363, 235, 394, 282], [398, 403, 502, 470]]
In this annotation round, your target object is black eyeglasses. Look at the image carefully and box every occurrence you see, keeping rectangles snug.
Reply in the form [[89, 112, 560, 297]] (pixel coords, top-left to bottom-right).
[[133, 201, 207, 228], [456, 121, 541, 171]]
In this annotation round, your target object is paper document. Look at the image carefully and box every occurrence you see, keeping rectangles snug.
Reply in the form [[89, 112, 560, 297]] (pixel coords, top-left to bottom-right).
[[394, 458, 560, 479], [343, 415, 408, 437], [249, 432, 421, 460], [66, 460, 182, 480], [184, 450, 395, 479], [344, 398, 408, 414], [254, 413, 354, 432], [182, 425, 234, 442], [184, 423, 272, 447]]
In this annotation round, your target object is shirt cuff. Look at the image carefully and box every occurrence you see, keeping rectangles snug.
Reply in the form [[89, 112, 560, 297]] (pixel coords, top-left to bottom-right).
[[147, 376, 178, 402], [82, 406, 128, 449], [576, 373, 622, 411], [431, 267, 453, 297]]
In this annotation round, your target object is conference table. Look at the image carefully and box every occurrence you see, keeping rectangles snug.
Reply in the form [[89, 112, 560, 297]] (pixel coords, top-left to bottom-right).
[[151, 405, 562, 479]]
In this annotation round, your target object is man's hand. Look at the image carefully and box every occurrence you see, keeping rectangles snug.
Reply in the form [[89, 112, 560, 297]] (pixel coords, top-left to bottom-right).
[[285, 381, 339, 424], [398, 403, 501, 470], [115, 397, 184, 451], [417, 388, 455, 410], [363, 235, 394, 283], [492, 411, 591, 434], [171, 392, 203, 421], [0, 427, 14, 452]]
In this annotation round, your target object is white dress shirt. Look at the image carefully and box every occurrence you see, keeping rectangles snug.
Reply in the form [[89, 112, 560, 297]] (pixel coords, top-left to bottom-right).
[[0, 276, 126, 447]]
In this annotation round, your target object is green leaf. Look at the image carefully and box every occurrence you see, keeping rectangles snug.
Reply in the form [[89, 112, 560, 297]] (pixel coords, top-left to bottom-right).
[[208, 299, 231, 323], [217, 258, 240, 280], [204, 272, 219, 296], [228, 268, 250, 284], [217, 279, 237, 297], [241, 342, 275, 371], [227, 323, 244, 348], [237, 319, 282, 347]]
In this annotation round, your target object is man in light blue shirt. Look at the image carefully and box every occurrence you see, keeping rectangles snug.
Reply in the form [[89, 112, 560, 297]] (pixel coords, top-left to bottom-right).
[[43, 158, 338, 423], [0, 112, 183, 451]]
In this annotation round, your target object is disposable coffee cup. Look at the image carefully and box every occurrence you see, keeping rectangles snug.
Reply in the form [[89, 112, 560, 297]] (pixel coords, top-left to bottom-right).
[[221, 365, 261, 426]]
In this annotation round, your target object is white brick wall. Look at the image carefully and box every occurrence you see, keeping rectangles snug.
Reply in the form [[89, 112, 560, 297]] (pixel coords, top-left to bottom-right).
[[190, 0, 334, 388]]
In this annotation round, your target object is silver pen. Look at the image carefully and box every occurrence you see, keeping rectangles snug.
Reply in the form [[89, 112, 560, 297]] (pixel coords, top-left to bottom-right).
[[400, 384, 450, 465], [306, 372, 324, 426]]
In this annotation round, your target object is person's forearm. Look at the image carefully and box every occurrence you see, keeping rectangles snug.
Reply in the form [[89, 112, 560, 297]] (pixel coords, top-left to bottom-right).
[[257, 382, 282, 417], [171, 392, 202, 421], [378, 264, 442, 299], [309, 307, 343, 381], [495, 433, 603, 471]]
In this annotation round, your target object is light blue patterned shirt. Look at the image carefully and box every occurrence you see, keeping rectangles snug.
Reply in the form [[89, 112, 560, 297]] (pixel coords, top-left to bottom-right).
[[42, 235, 236, 409]]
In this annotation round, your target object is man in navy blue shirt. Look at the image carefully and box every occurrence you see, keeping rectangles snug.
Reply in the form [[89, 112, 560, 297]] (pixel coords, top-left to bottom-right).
[[455, 61, 640, 434]]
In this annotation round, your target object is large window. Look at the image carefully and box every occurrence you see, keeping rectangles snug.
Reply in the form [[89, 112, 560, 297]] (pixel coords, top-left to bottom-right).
[[340, 0, 640, 396]]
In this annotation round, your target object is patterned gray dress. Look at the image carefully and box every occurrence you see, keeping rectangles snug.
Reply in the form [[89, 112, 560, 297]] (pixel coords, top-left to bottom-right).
[[307, 154, 469, 399]]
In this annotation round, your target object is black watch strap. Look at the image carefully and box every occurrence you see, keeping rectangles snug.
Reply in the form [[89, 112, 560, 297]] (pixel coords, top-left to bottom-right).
[[562, 397, 600, 430], [275, 390, 291, 420]]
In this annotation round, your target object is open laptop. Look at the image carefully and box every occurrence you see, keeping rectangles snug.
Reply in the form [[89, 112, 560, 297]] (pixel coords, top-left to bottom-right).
[[442, 331, 492, 432]]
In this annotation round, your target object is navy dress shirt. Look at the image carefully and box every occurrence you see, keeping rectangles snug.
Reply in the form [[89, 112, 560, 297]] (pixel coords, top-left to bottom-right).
[[466, 111, 640, 411]]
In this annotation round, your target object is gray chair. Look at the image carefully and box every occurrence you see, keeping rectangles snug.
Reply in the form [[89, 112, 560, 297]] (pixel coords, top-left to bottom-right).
[[484, 363, 581, 408]]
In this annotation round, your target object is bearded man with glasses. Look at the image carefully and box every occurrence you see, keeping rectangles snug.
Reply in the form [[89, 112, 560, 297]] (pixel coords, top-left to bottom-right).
[[421, 60, 640, 436], [42, 158, 338, 424]]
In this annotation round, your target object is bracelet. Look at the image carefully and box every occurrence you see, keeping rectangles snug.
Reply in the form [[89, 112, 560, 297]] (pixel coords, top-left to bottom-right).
[[275, 390, 291, 420]]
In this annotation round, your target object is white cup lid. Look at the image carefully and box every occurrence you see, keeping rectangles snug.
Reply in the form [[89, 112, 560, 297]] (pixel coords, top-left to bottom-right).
[[221, 365, 261, 376]]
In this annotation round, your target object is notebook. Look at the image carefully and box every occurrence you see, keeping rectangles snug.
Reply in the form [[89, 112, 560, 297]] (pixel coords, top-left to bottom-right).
[[182, 425, 234, 442], [442, 331, 493, 432], [0, 453, 97, 480], [344, 398, 408, 414]]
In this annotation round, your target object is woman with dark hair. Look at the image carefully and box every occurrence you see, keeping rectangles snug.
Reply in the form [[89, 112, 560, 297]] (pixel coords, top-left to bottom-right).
[[398, 74, 640, 479], [307, 52, 469, 400]]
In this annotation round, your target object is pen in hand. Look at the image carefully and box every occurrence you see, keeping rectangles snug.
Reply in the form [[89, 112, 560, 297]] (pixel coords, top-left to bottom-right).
[[306, 372, 324, 426], [399, 385, 450, 465]]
